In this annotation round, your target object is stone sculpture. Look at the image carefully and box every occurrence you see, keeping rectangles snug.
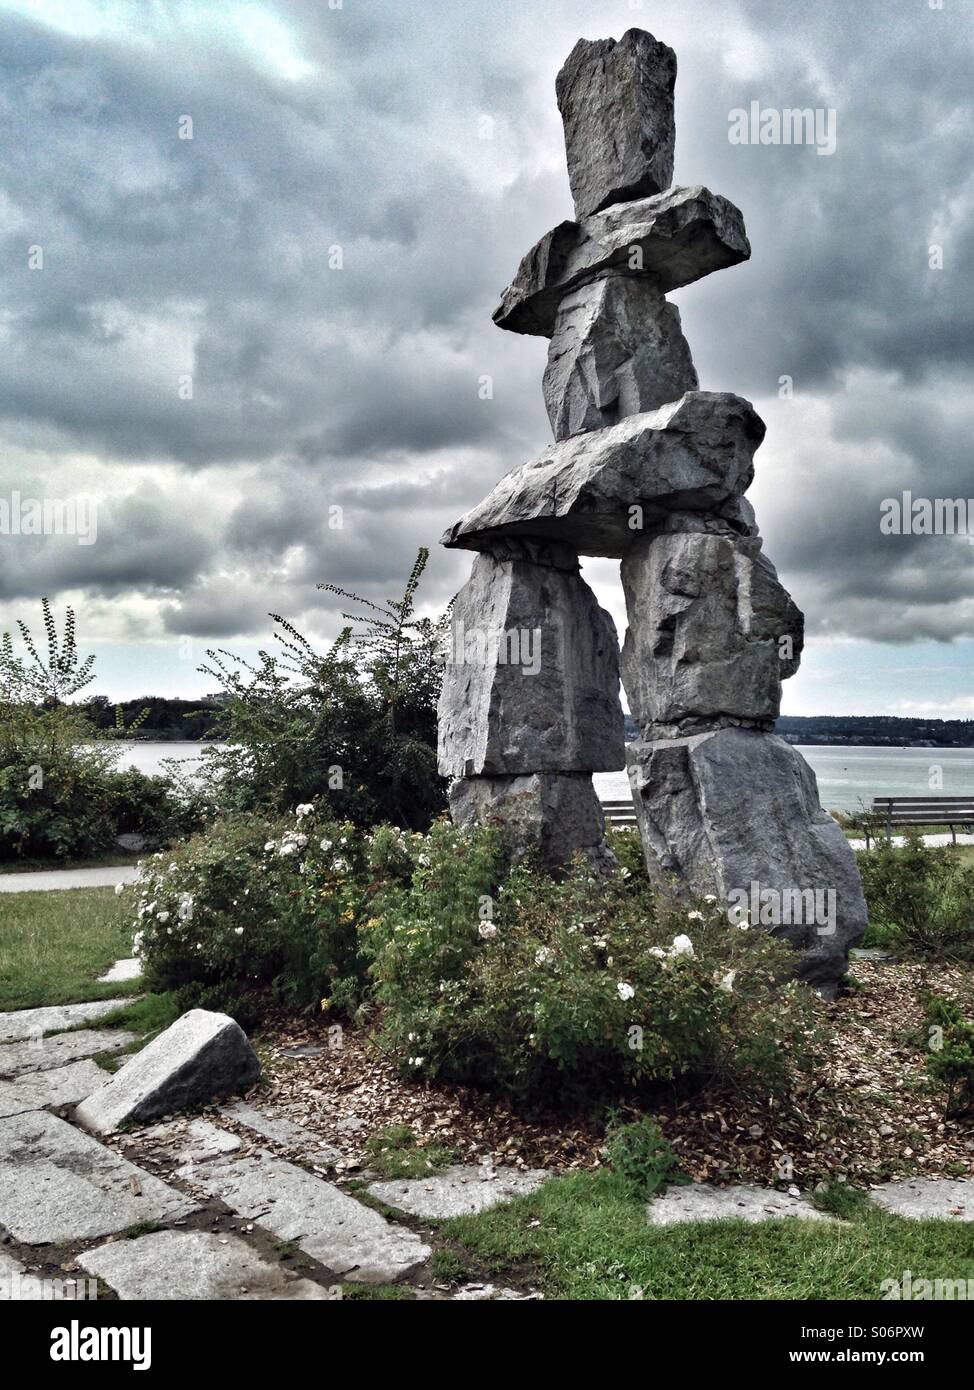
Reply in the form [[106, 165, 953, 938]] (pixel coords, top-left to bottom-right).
[[438, 28, 866, 987]]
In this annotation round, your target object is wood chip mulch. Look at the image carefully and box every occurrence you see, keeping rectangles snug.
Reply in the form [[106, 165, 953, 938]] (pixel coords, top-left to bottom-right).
[[243, 960, 974, 1188]]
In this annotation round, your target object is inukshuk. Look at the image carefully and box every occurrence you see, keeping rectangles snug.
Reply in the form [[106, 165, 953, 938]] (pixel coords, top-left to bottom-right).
[[438, 29, 866, 989]]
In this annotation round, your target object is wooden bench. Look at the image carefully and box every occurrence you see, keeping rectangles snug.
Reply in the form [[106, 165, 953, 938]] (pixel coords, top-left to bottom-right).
[[601, 798, 638, 829], [865, 795, 974, 848]]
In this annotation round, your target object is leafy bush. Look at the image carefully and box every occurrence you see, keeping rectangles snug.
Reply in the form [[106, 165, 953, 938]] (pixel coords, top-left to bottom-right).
[[923, 993, 974, 1118], [857, 832, 974, 959], [195, 549, 448, 830], [365, 829, 827, 1107], [603, 1116, 688, 1199], [126, 807, 379, 1017]]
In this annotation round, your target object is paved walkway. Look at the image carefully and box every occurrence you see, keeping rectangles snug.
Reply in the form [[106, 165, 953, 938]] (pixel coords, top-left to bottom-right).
[[0, 865, 140, 893]]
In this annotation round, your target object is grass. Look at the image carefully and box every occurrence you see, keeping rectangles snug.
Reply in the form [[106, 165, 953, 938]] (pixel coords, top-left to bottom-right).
[[341, 1283, 414, 1300], [0, 849, 144, 874], [440, 1169, 974, 1300], [0, 886, 141, 1011], [364, 1124, 457, 1180]]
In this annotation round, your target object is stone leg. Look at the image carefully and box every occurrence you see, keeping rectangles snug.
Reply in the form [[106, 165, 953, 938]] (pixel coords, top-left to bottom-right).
[[626, 728, 866, 993], [448, 771, 615, 874]]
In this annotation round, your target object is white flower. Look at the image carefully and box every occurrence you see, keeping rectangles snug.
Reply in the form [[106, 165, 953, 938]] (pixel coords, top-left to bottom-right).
[[616, 981, 635, 1002], [704, 894, 717, 904], [320, 838, 333, 852], [409, 1056, 425, 1067], [264, 841, 276, 852], [234, 926, 244, 936], [156, 911, 170, 924], [648, 947, 667, 959], [620, 867, 632, 879], [478, 921, 498, 939], [114, 882, 125, 897], [278, 843, 298, 856], [332, 857, 349, 873], [686, 910, 704, 922], [670, 934, 695, 958], [535, 947, 552, 965], [718, 970, 736, 993], [132, 931, 143, 956], [295, 803, 314, 819], [594, 936, 607, 949]]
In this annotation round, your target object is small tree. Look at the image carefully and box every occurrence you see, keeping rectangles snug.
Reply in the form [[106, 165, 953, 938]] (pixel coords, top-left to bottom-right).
[[0, 599, 96, 706]]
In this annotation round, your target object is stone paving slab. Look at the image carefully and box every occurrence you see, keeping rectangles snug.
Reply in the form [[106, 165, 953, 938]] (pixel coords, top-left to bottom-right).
[[220, 1101, 342, 1167], [0, 1029, 137, 1078], [182, 1150, 430, 1284], [0, 1109, 199, 1243], [79, 1229, 336, 1301], [98, 958, 142, 983], [368, 1164, 549, 1218], [0, 1000, 126, 1043], [869, 1179, 974, 1221], [141, 1118, 244, 1166], [0, 866, 141, 893], [0, 1060, 108, 1118], [646, 1184, 834, 1227]]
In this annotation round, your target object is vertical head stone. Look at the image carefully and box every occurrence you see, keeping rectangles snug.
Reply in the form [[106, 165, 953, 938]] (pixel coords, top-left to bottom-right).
[[556, 29, 676, 220]]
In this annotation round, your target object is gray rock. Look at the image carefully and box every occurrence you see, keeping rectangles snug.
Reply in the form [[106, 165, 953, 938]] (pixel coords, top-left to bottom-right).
[[74, 1009, 259, 1134], [79, 1230, 336, 1301], [0, 1109, 198, 1243], [0, 999, 128, 1043], [493, 185, 750, 337], [442, 392, 764, 559], [0, 1248, 26, 1299], [646, 1184, 834, 1227], [437, 550, 624, 777], [368, 1164, 548, 1218], [556, 29, 676, 219], [0, 1028, 137, 1078], [183, 1150, 429, 1283], [448, 771, 612, 871], [0, 1059, 108, 1117], [620, 531, 803, 734], [543, 276, 698, 439], [626, 728, 867, 989], [141, 1117, 244, 1165], [869, 1179, 974, 1221]]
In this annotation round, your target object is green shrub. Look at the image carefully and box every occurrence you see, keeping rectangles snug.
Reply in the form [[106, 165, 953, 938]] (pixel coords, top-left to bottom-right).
[[923, 993, 974, 1118], [365, 831, 827, 1107], [603, 1116, 688, 1199], [857, 832, 974, 959]]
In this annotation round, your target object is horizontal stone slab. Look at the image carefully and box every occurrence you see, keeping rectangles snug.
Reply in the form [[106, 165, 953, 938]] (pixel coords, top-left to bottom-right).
[[646, 1184, 833, 1227], [368, 1164, 548, 1219], [181, 1149, 429, 1284], [0, 1109, 198, 1243], [79, 1229, 335, 1300], [556, 29, 676, 219], [869, 1179, 974, 1221], [0, 999, 127, 1044], [0, 1059, 108, 1118], [0, 1028, 136, 1078], [442, 392, 763, 559], [437, 550, 624, 777], [493, 185, 750, 337]]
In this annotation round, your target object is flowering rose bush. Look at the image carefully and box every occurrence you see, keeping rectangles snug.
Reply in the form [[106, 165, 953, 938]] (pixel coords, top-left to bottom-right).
[[122, 806, 380, 1016], [365, 828, 827, 1106]]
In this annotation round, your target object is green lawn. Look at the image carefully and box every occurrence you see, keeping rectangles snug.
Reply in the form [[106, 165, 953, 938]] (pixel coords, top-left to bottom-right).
[[0, 886, 141, 1011], [440, 1170, 974, 1300]]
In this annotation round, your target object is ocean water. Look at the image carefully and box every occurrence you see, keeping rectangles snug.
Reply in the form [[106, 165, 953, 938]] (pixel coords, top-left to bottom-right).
[[595, 745, 974, 814], [113, 741, 974, 816]]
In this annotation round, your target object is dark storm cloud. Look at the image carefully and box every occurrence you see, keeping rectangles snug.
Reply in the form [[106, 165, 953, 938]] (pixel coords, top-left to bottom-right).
[[0, 0, 972, 648]]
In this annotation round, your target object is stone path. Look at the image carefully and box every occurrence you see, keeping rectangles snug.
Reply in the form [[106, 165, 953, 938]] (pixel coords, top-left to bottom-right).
[[3, 989, 973, 1302], [848, 832, 974, 851], [0, 865, 140, 893], [98, 957, 142, 983]]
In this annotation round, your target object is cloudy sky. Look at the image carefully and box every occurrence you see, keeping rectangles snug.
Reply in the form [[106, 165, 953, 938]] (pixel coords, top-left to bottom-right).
[[0, 0, 972, 714]]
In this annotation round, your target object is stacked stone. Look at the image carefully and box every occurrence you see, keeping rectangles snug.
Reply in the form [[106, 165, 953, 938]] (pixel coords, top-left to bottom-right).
[[438, 30, 866, 986]]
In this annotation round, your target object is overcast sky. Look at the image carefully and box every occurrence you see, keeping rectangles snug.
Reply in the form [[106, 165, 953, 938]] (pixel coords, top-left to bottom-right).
[[0, 0, 972, 715]]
